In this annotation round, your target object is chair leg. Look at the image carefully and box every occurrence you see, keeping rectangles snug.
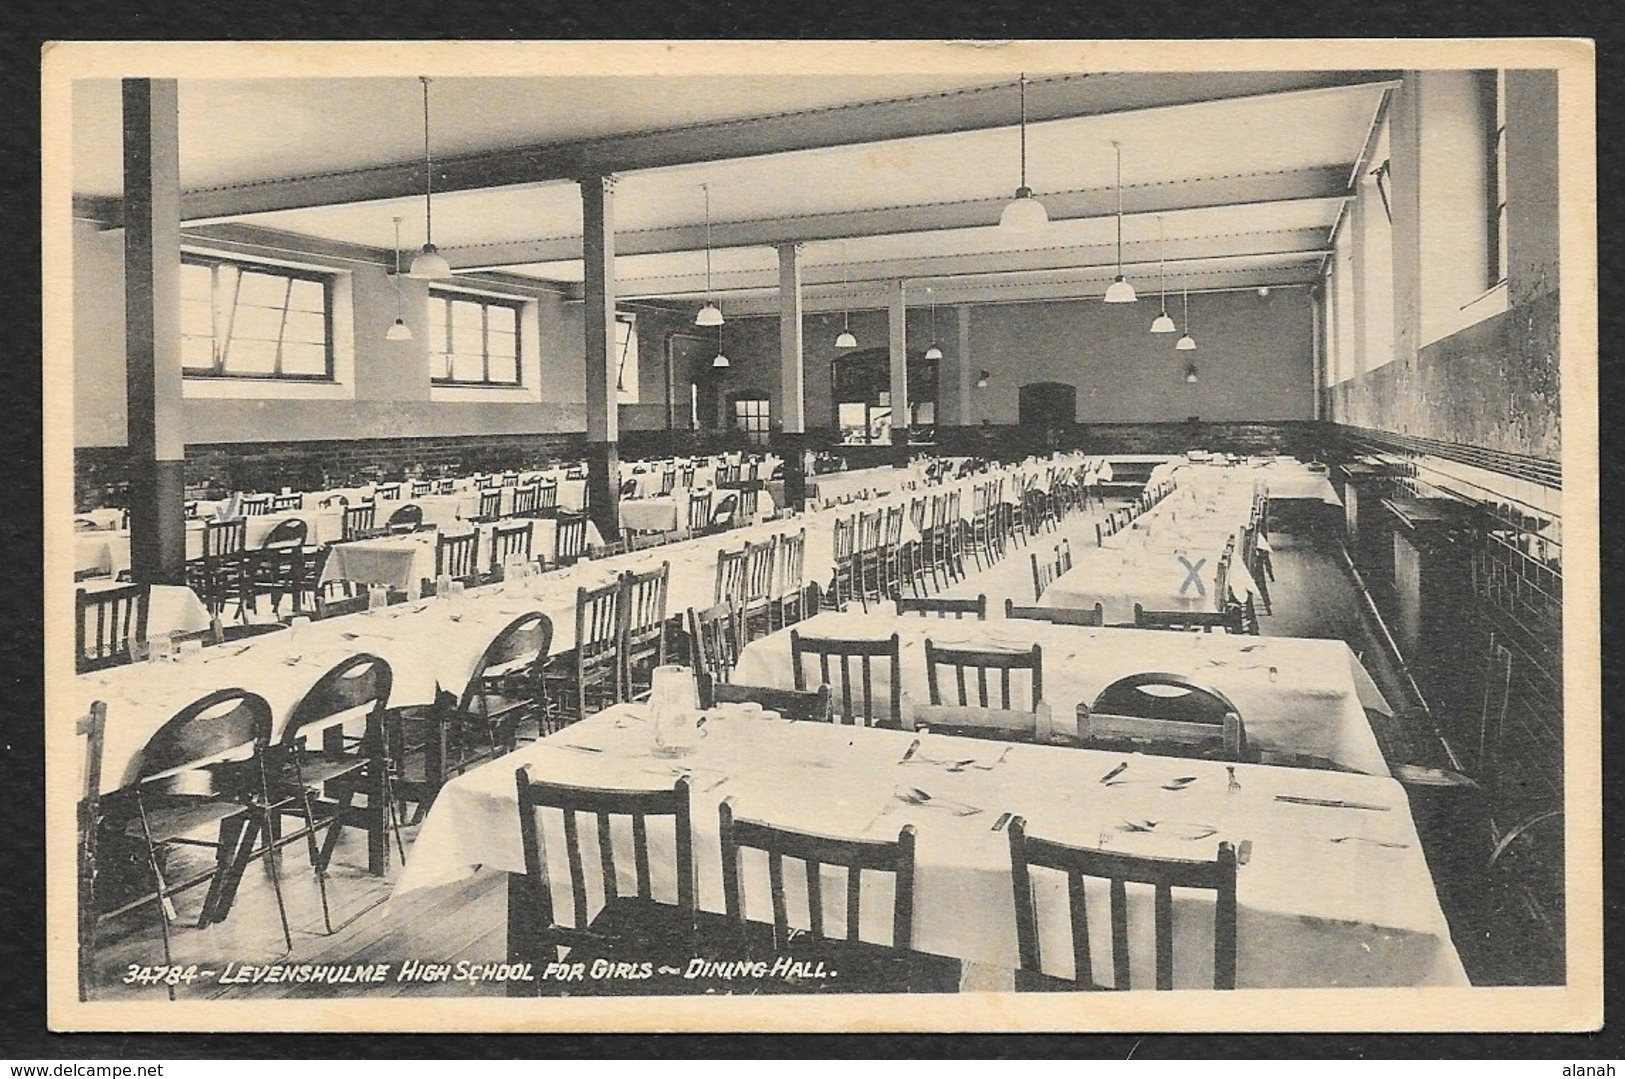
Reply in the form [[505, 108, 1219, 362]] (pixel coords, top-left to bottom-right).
[[133, 798, 178, 1001]]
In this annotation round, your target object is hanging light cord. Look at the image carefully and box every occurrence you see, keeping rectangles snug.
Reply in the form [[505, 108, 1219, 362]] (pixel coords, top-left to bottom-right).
[[1018, 74, 1028, 190], [1158, 216, 1167, 311], [703, 183, 714, 304], [842, 246, 851, 331], [1114, 141, 1124, 273], [421, 76, 435, 247]]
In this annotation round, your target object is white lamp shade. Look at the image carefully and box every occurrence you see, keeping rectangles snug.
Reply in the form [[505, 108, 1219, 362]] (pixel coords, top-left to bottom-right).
[[975, 376, 989, 389], [695, 303, 724, 327], [1176, 333, 1197, 351], [408, 243, 453, 279], [834, 330, 858, 349], [1185, 369, 1199, 383], [1104, 276, 1138, 303], [712, 352, 730, 369], [1149, 311, 1177, 333], [999, 189, 1048, 233], [923, 343, 944, 360], [385, 318, 413, 342]]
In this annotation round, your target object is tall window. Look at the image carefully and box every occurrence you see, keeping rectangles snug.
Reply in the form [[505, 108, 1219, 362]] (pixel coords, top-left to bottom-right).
[[615, 315, 640, 404], [428, 291, 522, 385], [732, 395, 770, 446], [1486, 69, 1510, 288], [180, 256, 333, 379]]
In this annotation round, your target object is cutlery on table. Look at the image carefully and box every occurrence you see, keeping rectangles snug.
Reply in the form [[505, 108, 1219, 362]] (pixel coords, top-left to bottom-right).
[[1237, 839, 1254, 865], [1098, 761, 1129, 784], [990, 811, 1012, 832], [1329, 835, 1409, 848], [897, 738, 921, 765], [1275, 795, 1390, 812], [895, 786, 983, 816], [1106, 775, 1197, 791], [556, 743, 603, 754]]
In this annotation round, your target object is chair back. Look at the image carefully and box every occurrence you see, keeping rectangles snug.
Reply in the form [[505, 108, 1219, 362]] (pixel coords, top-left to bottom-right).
[[902, 700, 1043, 742], [565, 465, 586, 481], [719, 798, 917, 951], [126, 688, 273, 788], [282, 652, 393, 748], [271, 493, 303, 512], [464, 612, 555, 714], [714, 546, 749, 605], [687, 602, 741, 685], [478, 488, 503, 520], [709, 492, 740, 531], [895, 594, 986, 620], [502, 472, 520, 488], [619, 562, 670, 672], [261, 517, 308, 548], [513, 484, 540, 516], [75, 584, 149, 673], [1085, 671, 1245, 759], [743, 537, 778, 607], [857, 510, 883, 554], [789, 630, 901, 727], [707, 679, 833, 723], [411, 480, 432, 498], [1030, 551, 1058, 601], [832, 516, 856, 561], [204, 518, 247, 558], [514, 772, 694, 948], [1007, 818, 1237, 990], [536, 480, 560, 513], [341, 503, 376, 541], [1132, 604, 1242, 634], [925, 640, 1043, 710], [686, 490, 713, 533], [384, 503, 423, 534], [1004, 598, 1103, 626], [436, 530, 480, 580], [619, 478, 639, 499], [375, 482, 403, 501], [659, 470, 677, 496], [240, 494, 271, 517], [490, 520, 534, 570], [435, 477, 456, 495], [553, 514, 588, 566], [574, 579, 623, 698], [776, 529, 807, 599]]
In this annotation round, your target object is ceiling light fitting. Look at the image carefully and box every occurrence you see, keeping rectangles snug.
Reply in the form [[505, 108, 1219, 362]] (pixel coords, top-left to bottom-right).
[[835, 244, 857, 348], [386, 216, 414, 341], [999, 74, 1049, 234], [696, 184, 724, 327], [923, 289, 943, 359], [408, 77, 453, 280], [1104, 141, 1137, 303], [1149, 215, 1175, 333], [1176, 278, 1197, 351]]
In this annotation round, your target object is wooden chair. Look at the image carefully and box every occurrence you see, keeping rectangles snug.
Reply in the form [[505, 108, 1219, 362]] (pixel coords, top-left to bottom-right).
[[490, 520, 534, 572], [618, 477, 639, 500], [267, 653, 402, 932], [383, 503, 423, 534], [718, 799, 959, 992], [435, 530, 480, 584], [240, 493, 271, 517], [1081, 672, 1247, 761], [512, 483, 541, 517], [1007, 817, 1237, 990], [831, 516, 857, 610], [97, 689, 290, 998], [375, 482, 403, 501], [76, 700, 108, 1000], [514, 773, 696, 979], [341, 503, 377, 541], [542, 580, 623, 728], [658, 470, 677, 496], [896, 593, 986, 620], [1004, 598, 1104, 626], [925, 640, 1043, 711], [707, 492, 741, 534], [410, 480, 433, 498], [75, 583, 149, 673], [1030, 550, 1058, 602], [686, 601, 741, 686], [619, 562, 670, 699], [271, 493, 303, 512], [535, 480, 561, 518], [686, 489, 713, 536], [435, 477, 457, 496], [228, 543, 308, 621], [552, 514, 589, 567], [854, 510, 886, 605], [738, 536, 779, 642], [473, 488, 504, 523], [1132, 603, 1244, 634], [774, 529, 808, 628], [902, 700, 1045, 743], [188, 518, 248, 615], [260, 517, 308, 548], [790, 630, 901, 728], [703, 677, 833, 723], [714, 545, 749, 608], [388, 613, 555, 816]]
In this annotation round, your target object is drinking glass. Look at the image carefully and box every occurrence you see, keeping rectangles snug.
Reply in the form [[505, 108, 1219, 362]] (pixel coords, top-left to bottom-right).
[[650, 665, 702, 758]]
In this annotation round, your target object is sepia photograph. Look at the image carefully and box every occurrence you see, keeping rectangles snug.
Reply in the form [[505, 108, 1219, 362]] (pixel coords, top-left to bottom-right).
[[41, 38, 1599, 1034]]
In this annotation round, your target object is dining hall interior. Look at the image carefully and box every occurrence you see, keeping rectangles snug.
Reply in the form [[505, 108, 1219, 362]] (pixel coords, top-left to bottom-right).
[[60, 54, 1574, 1004]]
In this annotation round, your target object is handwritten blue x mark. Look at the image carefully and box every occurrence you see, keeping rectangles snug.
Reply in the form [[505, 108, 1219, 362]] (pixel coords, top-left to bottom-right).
[[1178, 555, 1208, 597]]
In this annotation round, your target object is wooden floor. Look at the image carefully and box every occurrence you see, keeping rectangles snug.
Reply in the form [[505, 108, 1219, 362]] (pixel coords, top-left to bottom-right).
[[84, 493, 1554, 1000]]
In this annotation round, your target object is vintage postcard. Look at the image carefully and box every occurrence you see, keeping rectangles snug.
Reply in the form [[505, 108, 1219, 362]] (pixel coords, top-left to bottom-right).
[[42, 38, 1599, 1033]]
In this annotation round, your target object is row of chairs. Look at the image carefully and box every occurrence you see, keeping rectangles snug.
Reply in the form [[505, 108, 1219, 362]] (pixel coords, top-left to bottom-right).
[[711, 530, 809, 643], [512, 768, 1237, 994]]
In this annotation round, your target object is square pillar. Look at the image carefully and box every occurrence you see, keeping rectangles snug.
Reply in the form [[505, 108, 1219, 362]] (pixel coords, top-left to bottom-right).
[[581, 174, 620, 539], [887, 278, 908, 465], [776, 242, 809, 508]]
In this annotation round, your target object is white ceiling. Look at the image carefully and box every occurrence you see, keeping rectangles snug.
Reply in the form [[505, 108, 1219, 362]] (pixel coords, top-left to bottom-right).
[[72, 70, 1392, 307]]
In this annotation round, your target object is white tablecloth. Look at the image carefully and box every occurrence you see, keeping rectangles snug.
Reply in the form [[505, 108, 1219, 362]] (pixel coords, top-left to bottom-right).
[[77, 580, 211, 642], [395, 704, 1465, 989], [733, 609, 1392, 776]]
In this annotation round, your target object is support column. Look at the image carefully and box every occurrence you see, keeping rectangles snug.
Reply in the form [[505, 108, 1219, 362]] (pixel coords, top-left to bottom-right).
[[1310, 290, 1324, 420], [123, 79, 187, 586], [887, 278, 909, 465], [581, 174, 620, 540], [956, 305, 973, 428], [775, 242, 808, 510]]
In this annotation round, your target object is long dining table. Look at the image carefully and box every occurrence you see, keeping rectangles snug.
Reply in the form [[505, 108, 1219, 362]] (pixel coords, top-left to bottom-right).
[[395, 701, 1467, 990], [732, 608, 1394, 777]]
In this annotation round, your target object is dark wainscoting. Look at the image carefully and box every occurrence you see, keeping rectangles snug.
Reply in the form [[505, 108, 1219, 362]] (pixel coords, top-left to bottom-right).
[[928, 419, 1329, 461]]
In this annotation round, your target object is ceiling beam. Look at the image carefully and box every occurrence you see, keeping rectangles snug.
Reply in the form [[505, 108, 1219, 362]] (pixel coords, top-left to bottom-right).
[[78, 73, 1395, 226], [447, 165, 1351, 270], [597, 228, 1333, 300]]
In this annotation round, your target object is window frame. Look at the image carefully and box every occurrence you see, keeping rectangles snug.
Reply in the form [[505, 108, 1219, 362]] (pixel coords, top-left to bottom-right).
[[179, 254, 337, 382], [1483, 69, 1510, 290], [731, 393, 772, 446], [427, 289, 526, 388]]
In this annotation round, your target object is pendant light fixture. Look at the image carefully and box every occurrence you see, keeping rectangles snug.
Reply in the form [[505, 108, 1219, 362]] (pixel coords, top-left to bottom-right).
[[695, 184, 724, 327], [923, 288, 943, 359], [1103, 141, 1137, 303], [1150, 215, 1176, 333], [408, 76, 453, 279], [1176, 277, 1197, 351], [999, 74, 1049, 233], [834, 243, 857, 348], [712, 320, 729, 368], [385, 216, 414, 341]]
